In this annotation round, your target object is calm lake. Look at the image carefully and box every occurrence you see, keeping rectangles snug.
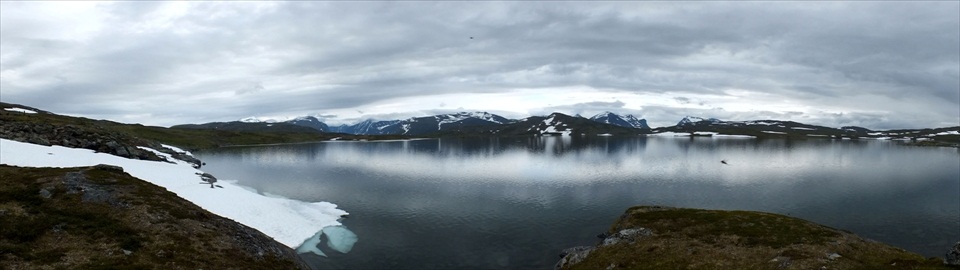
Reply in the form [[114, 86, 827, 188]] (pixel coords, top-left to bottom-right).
[[195, 136, 960, 269]]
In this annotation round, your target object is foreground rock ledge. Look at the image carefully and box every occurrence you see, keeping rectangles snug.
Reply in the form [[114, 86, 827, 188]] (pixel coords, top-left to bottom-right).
[[558, 206, 953, 270], [0, 165, 308, 269]]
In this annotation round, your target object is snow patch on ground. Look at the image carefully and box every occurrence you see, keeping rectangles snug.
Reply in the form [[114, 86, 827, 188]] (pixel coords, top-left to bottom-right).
[[160, 144, 193, 156], [934, 130, 960, 135], [791, 127, 815, 130], [0, 139, 347, 248], [762, 131, 787, 134], [4, 107, 37, 114]]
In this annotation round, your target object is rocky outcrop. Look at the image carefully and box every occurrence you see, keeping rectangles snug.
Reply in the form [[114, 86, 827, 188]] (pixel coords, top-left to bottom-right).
[[557, 206, 953, 270], [0, 119, 202, 168], [0, 121, 157, 159], [946, 242, 960, 266]]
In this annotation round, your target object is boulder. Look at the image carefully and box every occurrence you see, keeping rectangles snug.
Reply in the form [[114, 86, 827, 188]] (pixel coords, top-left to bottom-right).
[[946, 241, 960, 266], [556, 246, 594, 270]]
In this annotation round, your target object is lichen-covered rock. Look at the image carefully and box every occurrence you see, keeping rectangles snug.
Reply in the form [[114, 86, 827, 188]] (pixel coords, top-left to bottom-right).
[[556, 246, 595, 270], [946, 241, 960, 266], [601, 227, 653, 246]]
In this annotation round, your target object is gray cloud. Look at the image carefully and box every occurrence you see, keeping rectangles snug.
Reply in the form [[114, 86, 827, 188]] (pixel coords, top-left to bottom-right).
[[0, 2, 957, 129]]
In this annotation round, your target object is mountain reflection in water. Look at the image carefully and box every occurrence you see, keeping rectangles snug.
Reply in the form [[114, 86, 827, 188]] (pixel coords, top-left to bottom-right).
[[197, 137, 960, 269]]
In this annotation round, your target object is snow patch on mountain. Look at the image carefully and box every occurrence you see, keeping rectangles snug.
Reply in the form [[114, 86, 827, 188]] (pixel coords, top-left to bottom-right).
[[589, 112, 649, 129]]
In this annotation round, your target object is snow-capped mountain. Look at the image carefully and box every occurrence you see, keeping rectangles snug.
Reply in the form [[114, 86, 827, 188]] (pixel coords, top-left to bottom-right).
[[378, 112, 513, 135], [286, 116, 330, 132], [330, 119, 401, 135], [676, 116, 723, 127], [526, 113, 575, 135], [656, 117, 872, 138], [325, 112, 513, 135], [589, 112, 650, 129], [239, 116, 279, 124], [450, 112, 649, 136]]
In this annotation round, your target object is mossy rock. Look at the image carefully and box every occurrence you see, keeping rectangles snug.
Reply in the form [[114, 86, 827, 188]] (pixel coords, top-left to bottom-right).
[[561, 206, 952, 270]]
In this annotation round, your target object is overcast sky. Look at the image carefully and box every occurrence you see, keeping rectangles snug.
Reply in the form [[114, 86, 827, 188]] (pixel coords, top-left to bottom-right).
[[1, 2, 957, 129]]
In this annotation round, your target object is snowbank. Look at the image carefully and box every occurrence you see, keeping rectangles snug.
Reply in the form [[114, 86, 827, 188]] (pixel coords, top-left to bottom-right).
[[4, 107, 37, 114], [0, 139, 346, 248]]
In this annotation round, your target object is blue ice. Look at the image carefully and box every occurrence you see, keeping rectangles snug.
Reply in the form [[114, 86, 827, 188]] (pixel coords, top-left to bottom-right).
[[296, 225, 357, 257]]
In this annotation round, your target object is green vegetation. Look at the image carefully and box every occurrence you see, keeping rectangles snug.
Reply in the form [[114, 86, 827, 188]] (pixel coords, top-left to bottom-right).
[[0, 165, 305, 269], [564, 206, 951, 270]]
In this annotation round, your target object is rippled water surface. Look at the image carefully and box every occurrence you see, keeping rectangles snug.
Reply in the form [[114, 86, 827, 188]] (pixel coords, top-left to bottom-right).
[[195, 137, 960, 269]]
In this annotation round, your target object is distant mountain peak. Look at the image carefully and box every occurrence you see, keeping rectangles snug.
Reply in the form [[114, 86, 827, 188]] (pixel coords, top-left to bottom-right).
[[240, 116, 262, 123], [589, 112, 650, 129], [677, 116, 721, 126]]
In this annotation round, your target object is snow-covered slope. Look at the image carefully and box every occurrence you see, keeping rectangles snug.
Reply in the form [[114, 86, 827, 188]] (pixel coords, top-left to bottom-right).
[[527, 113, 574, 136], [0, 139, 347, 248]]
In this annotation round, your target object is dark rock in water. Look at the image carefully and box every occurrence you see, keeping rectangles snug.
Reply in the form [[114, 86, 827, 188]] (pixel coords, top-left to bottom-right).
[[556, 246, 594, 270], [946, 241, 960, 266]]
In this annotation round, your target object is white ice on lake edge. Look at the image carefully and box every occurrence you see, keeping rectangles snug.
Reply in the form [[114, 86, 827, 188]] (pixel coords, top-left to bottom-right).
[[0, 138, 347, 248]]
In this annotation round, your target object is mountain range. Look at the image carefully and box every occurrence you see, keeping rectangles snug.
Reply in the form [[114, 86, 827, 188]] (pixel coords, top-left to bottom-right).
[[220, 111, 650, 136], [171, 112, 959, 143]]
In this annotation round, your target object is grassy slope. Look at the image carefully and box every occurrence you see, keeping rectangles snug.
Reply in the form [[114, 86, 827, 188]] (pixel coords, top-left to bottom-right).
[[0, 165, 306, 269], [567, 206, 950, 270]]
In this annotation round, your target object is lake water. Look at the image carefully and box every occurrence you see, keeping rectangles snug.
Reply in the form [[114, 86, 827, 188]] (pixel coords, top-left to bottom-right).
[[195, 136, 960, 269]]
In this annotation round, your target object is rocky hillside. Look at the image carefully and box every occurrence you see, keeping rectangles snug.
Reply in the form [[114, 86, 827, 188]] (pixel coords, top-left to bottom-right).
[[0, 165, 308, 269], [558, 206, 956, 270], [1, 102, 319, 268], [0, 102, 345, 150]]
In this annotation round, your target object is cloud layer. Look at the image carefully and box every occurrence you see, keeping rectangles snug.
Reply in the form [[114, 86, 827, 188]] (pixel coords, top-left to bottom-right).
[[1, 2, 957, 129]]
